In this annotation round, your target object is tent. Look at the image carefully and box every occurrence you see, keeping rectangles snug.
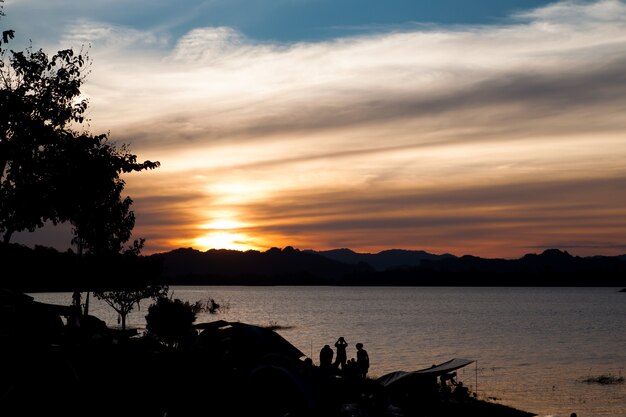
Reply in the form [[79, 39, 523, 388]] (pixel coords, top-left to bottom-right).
[[413, 358, 475, 376], [194, 320, 306, 366]]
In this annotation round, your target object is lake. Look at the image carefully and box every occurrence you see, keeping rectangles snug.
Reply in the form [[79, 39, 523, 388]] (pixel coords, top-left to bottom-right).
[[31, 286, 626, 417]]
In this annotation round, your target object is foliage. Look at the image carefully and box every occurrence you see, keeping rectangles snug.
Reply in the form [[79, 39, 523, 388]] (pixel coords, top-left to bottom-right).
[[92, 239, 167, 328], [264, 320, 294, 331], [145, 295, 220, 348], [62, 135, 159, 256], [1, 4, 14, 48], [93, 284, 168, 331], [0, 7, 159, 254]]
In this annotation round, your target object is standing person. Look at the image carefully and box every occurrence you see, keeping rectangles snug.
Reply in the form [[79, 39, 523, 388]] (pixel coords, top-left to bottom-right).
[[334, 337, 348, 370], [355, 342, 370, 379], [319, 344, 334, 370]]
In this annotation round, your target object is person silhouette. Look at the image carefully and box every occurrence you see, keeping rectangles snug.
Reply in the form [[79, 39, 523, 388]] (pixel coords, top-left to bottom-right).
[[453, 381, 469, 400], [355, 342, 369, 378], [334, 337, 348, 370], [344, 358, 358, 377], [319, 344, 334, 370], [441, 371, 457, 386]]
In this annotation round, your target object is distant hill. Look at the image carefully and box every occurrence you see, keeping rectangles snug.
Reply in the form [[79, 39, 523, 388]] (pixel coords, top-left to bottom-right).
[[303, 248, 456, 271], [387, 248, 626, 286], [150, 246, 374, 285], [151, 246, 626, 287], [3, 242, 625, 290]]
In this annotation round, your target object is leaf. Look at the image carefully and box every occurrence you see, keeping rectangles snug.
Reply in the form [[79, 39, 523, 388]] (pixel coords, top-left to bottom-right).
[[2, 30, 15, 44]]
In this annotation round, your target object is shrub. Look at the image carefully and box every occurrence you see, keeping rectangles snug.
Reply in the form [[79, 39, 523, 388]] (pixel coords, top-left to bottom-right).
[[145, 296, 212, 348]]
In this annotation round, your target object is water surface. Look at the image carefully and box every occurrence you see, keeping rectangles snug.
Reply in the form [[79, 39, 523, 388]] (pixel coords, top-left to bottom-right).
[[32, 286, 626, 417]]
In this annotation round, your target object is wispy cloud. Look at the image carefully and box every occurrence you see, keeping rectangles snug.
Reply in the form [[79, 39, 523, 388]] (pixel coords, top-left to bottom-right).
[[75, 1, 626, 147], [10, 0, 626, 257]]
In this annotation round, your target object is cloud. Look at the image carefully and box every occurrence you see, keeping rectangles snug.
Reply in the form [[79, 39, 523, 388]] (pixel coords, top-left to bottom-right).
[[10, 0, 626, 257], [170, 27, 248, 62], [71, 0, 626, 150], [515, 0, 626, 25], [60, 21, 170, 50], [228, 175, 626, 257]]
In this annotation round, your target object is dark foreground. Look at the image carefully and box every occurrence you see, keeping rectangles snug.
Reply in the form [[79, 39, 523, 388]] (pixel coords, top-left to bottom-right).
[[1, 289, 536, 417]]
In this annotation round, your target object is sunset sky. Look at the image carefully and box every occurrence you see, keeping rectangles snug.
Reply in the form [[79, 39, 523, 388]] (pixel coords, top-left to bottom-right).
[[6, 0, 626, 258]]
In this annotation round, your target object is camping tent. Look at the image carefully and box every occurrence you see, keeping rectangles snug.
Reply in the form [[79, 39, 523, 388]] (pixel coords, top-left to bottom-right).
[[194, 320, 306, 367]]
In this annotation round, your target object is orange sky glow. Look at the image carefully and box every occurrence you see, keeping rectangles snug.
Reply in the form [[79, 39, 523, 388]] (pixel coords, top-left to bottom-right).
[[10, 1, 626, 259]]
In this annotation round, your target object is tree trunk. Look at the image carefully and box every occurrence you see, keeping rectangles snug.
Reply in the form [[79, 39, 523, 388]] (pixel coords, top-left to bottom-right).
[[84, 291, 90, 316], [72, 291, 81, 310]]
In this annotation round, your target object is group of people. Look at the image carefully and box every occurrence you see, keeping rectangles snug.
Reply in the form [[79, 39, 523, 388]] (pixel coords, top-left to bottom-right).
[[438, 371, 469, 400], [319, 337, 369, 378]]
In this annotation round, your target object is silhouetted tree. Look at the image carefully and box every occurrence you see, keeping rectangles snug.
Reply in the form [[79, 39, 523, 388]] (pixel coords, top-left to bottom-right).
[[94, 283, 168, 332], [62, 136, 157, 256], [89, 238, 167, 329], [145, 295, 220, 348], [1, 6, 161, 312], [0, 8, 159, 249]]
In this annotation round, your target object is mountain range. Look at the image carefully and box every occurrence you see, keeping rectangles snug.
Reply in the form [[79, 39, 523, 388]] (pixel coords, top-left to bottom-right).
[[3, 242, 625, 290], [151, 246, 626, 287], [302, 248, 456, 271]]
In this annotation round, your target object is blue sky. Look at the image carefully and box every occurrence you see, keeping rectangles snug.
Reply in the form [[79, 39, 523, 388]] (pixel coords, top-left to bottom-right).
[[4, 1, 626, 258], [5, 0, 555, 45], [163, 0, 551, 41]]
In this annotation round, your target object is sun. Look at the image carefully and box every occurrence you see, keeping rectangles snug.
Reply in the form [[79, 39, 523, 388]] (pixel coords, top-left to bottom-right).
[[193, 231, 254, 251], [190, 211, 270, 251]]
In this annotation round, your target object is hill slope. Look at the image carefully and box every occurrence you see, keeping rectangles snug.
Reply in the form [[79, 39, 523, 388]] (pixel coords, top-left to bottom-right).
[[151, 246, 626, 286], [304, 248, 456, 271]]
